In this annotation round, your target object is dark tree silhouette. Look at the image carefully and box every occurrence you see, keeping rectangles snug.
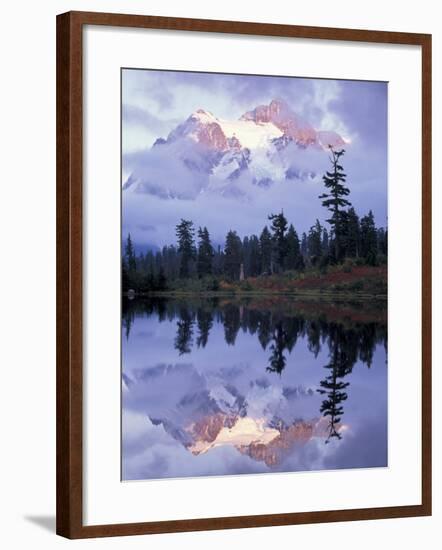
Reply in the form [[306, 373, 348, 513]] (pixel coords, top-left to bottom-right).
[[196, 308, 213, 348], [377, 227, 388, 256], [321, 228, 329, 257], [317, 352, 350, 442], [246, 235, 261, 277], [259, 226, 273, 274], [223, 304, 241, 345], [283, 316, 304, 352], [122, 305, 134, 341], [307, 320, 322, 357], [307, 219, 323, 262], [197, 226, 214, 278], [174, 307, 194, 355], [267, 322, 288, 375], [301, 232, 308, 258], [317, 323, 358, 442], [346, 207, 360, 258], [360, 210, 378, 265], [139, 270, 155, 293], [156, 266, 167, 291], [285, 224, 304, 270], [268, 211, 288, 271], [224, 230, 243, 280], [176, 219, 196, 278], [125, 233, 137, 272], [122, 259, 129, 292], [319, 148, 352, 262], [257, 311, 272, 350]]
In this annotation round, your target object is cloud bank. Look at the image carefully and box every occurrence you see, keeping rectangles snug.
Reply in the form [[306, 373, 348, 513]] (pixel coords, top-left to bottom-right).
[[122, 69, 387, 248]]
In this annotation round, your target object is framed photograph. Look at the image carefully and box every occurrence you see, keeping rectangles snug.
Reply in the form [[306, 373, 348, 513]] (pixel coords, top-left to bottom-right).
[[56, 11, 432, 538]]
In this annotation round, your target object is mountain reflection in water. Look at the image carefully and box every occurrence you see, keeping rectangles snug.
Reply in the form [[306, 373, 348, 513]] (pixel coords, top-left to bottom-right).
[[122, 296, 387, 480]]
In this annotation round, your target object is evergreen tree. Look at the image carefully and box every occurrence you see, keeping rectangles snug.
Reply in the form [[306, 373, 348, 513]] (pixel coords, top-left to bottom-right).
[[175, 219, 196, 278], [248, 235, 261, 277], [360, 210, 378, 265], [224, 230, 242, 280], [139, 269, 155, 294], [122, 259, 129, 292], [162, 245, 179, 280], [377, 227, 388, 257], [285, 224, 304, 270], [144, 250, 155, 277], [301, 232, 308, 257], [197, 226, 214, 278], [161, 246, 168, 276], [154, 250, 162, 277], [156, 266, 167, 291], [307, 219, 323, 260], [322, 228, 330, 257], [123, 233, 138, 291], [268, 211, 288, 270], [242, 236, 251, 277], [259, 226, 273, 274], [124, 233, 137, 272], [346, 207, 360, 258], [319, 149, 352, 262], [212, 244, 224, 276]]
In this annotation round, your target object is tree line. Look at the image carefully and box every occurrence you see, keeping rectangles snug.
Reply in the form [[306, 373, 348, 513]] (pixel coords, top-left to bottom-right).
[[122, 149, 388, 293]]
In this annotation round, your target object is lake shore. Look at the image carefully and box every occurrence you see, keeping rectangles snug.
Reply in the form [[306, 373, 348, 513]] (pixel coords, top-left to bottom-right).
[[137, 289, 387, 300], [125, 290, 387, 326]]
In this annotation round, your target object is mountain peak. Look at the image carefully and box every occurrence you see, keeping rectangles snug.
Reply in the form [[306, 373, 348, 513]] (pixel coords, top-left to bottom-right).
[[269, 97, 290, 114], [126, 99, 349, 196], [191, 108, 217, 123], [240, 99, 317, 146], [239, 98, 289, 121], [166, 108, 229, 151]]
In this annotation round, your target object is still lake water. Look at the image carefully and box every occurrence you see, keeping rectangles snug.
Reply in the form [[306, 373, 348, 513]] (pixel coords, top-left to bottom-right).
[[122, 296, 387, 481]]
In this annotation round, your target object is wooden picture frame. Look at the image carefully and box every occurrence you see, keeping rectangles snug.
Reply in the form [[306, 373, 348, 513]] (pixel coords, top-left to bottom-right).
[[56, 10, 432, 539]]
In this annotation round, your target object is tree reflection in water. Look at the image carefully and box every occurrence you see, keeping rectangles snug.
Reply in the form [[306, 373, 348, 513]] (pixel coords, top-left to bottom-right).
[[122, 296, 387, 443]]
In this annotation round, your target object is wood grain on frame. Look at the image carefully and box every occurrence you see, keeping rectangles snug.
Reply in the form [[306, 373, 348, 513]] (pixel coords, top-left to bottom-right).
[[56, 10, 432, 539]]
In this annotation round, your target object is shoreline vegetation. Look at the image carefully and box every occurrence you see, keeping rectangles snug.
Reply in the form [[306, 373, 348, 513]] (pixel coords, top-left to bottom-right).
[[128, 291, 387, 300], [124, 291, 387, 328], [124, 262, 387, 301], [122, 149, 388, 299]]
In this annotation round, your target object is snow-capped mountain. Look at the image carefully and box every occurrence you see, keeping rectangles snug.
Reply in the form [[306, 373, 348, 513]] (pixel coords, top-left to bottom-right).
[[123, 99, 347, 199]]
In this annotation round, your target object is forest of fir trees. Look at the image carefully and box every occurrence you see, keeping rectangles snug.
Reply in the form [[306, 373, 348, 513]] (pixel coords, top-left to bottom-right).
[[122, 149, 388, 293]]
